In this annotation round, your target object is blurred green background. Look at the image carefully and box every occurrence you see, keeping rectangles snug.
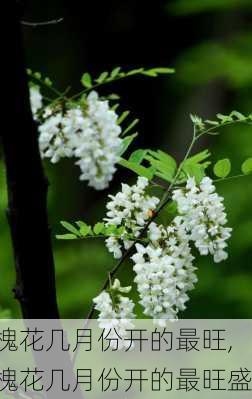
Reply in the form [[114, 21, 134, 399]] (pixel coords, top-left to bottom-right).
[[1, 0, 252, 318]]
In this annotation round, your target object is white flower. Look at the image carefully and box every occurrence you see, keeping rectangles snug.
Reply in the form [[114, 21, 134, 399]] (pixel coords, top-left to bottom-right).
[[93, 281, 135, 349], [104, 177, 160, 257], [103, 175, 231, 325], [132, 220, 197, 323], [30, 86, 43, 118], [172, 176, 232, 263], [38, 111, 73, 163], [35, 90, 122, 190], [74, 91, 122, 190]]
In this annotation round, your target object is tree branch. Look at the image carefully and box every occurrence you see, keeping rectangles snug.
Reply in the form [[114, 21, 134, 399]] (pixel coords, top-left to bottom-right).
[[21, 18, 63, 27]]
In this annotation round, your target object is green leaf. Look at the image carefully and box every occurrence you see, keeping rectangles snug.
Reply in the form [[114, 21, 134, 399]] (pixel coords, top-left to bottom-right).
[[129, 149, 148, 164], [185, 149, 211, 166], [230, 110, 246, 121], [56, 234, 77, 240], [150, 67, 175, 74], [148, 150, 177, 169], [118, 133, 138, 156], [127, 68, 144, 76], [76, 221, 92, 236], [116, 226, 125, 236], [34, 72, 42, 79], [117, 110, 130, 125], [142, 67, 175, 77], [81, 73, 92, 88], [216, 113, 233, 123], [205, 119, 219, 126], [119, 158, 155, 180], [107, 93, 120, 100], [96, 71, 109, 84], [44, 77, 53, 87], [145, 150, 177, 182], [213, 158, 231, 178], [122, 118, 139, 137], [110, 66, 121, 79], [105, 225, 118, 236], [183, 163, 205, 183], [60, 221, 80, 236], [94, 222, 105, 235], [241, 158, 252, 175]]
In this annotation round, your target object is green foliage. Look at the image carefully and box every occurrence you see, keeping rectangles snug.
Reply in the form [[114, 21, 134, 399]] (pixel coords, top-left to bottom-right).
[[168, 0, 252, 15], [182, 163, 205, 183], [57, 221, 126, 240], [119, 146, 212, 185], [241, 158, 252, 175], [80, 66, 174, 91], [117, 110, 130, 125], [145, 150, 177, 182], [0, 307, 11, 318], [184, 150, 211, 169], [190, 114, 205, 131], [119, 158, 155, 180], [180, 150, 211, 183], [93, 222, 105, 235], [60, 221, 81, 236], [213, 159, 231, 178], [191, 111, 252, 135], [128, 149, 148, 164], [118, 133, 138, 156], [175, 35, 252, 89], [75, 221, 93, 237], [27, 69, 53, 87], [121, 118, 139, 137], [81, 72, 92, 88]]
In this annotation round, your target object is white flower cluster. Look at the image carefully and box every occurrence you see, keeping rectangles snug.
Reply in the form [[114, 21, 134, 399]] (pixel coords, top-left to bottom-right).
[[30, 88, 122, 190], [172, 176, 232, 263], [103, 175, 231, 324], [132, 218, 197, 324], [104, 176, 160, 258], [93, 279, 135, 349]]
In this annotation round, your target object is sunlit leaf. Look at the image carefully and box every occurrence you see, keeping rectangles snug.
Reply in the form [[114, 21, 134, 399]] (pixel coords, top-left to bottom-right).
[[241, 158, 252, 175], [94, 222, 105, 235], [81, 72, 92, 88], [60, 221, 80, 236], [119, 158, 155, 180], [118, 133, 138, 156], [129, 149, 148, 164], [213, 158, 231, 178], [56, 234, 77, 240]]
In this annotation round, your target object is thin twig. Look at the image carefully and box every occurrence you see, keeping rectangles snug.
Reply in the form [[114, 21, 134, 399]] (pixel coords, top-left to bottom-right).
[[21, 18, 63, 27]]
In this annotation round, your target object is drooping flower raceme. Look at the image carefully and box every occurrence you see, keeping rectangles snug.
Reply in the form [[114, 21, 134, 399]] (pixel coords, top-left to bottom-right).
[[93, 279, 135, 349], [30, 89, 122, 190], [74, 91, 122, 190], [132, 218, 197, 324], [104, 176, 160, 258], [172, 176, 232, 263], [102, 175, 231, 325]]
